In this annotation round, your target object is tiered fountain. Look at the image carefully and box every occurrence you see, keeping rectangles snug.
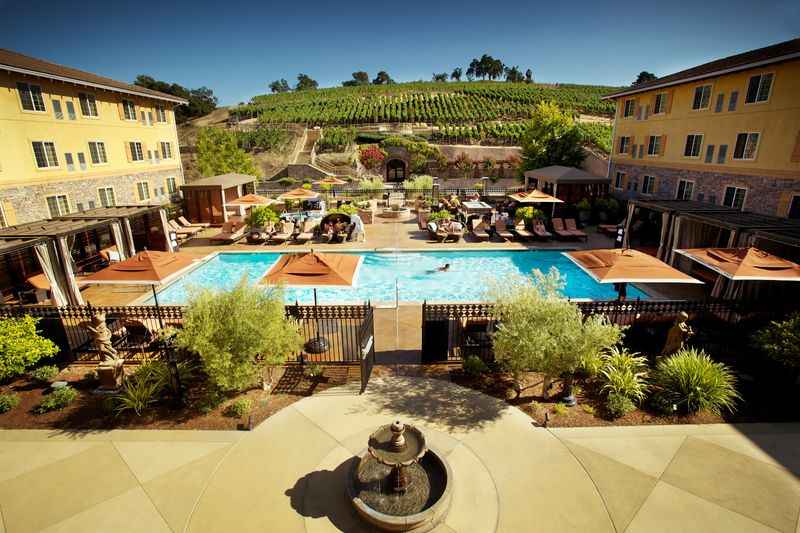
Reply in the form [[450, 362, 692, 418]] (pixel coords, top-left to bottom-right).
[[347, 420, 452, 531]]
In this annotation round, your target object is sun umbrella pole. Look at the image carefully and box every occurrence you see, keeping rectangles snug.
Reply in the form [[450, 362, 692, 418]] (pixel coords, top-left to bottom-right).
[[152, 285, 164, 329]]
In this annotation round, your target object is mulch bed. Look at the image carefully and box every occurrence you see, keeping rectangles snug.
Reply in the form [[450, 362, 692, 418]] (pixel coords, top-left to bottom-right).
[[0, 364, 357, 431]]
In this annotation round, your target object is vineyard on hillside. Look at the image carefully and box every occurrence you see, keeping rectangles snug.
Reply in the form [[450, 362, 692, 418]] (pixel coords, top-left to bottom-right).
[[231, 81, 620, 126]]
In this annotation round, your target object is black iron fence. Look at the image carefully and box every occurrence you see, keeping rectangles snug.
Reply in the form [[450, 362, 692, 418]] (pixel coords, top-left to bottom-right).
[[256, 185, 523, 203], [0, 303, 374, 365]]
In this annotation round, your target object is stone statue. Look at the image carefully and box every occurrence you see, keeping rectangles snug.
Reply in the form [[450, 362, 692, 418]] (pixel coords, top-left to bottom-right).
[[82, 313, 123, 391], [661, 311, 694, 356]]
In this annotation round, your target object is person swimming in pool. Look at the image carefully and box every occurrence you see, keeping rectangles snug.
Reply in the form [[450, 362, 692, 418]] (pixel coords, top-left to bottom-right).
[[437, 263, 451, 272]]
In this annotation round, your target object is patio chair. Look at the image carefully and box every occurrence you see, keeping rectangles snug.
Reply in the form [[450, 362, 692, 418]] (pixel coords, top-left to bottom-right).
[[445, 221, 464, 242], [532, 221, 553, 240], [494, 219, 514, 241], [294, 219, 317, 244], [210, 221, 247, 244], [470, 218, 490, 241], [168, 220, 201, 237], [564, 219, 589, 241], [270, 221, 294, 244], [551, 218, 574, 240], [513, 219, 535, 240], [178, 216, 210, 229]]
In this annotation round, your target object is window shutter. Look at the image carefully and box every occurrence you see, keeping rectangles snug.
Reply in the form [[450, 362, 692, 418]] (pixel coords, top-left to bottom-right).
[[659, 135, 667, 156], [791, 131, 800, 163], [644, 104, 650, 119], [142, 142, 148, 159], [665, 91, 673, 113], [118, 101, 125, 120], [125, 142, 133, 162], [630, 136, 635, 155], [714, 94, 724, 113]]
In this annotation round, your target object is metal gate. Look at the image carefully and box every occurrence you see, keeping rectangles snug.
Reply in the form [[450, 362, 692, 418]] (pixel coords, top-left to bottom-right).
[[421, 303, 496, 364], [358, 306, 375, 393]]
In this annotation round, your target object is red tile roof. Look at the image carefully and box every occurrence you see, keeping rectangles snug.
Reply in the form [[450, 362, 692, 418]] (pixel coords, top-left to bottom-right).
[[603, 38, 800, 100], [0, 48, 188, 104]]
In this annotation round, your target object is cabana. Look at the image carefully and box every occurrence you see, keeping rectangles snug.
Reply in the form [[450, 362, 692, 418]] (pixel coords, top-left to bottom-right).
[[523, 166, 610, 204], [0, 237, 58, 304], [181, 173, 258, 225]]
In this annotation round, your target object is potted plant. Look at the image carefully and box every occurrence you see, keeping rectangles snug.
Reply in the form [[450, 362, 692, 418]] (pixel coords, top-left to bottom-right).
[[594, 198, 610, 223], [576, 198, 592, 224], [356, 201, 373, 224]]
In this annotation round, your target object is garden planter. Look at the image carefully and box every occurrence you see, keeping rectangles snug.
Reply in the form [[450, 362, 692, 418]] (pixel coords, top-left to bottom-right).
[[357, 208, 373, 224], [97, 359, 124, 391]]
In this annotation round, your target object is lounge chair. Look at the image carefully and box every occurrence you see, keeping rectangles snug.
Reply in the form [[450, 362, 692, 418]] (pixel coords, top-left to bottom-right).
[[210, 221, 247, 244], [168, 220, 201, 237], [513, 219, 535, 240], [270, 221, 294, 244], [445, 221, 464, 242], [294, 219, 317, 244], [178, 216, 210, 229], [551, 218, 574, 240], [494, 219, 514, 241], [433, 221, 463, 243], [532, 221, 552, 240], [470, 218, 490, 241], [564, 219, 589, 241]]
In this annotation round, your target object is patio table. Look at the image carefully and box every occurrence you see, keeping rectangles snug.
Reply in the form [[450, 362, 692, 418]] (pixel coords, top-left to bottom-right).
[[460, 201, 494, 216]]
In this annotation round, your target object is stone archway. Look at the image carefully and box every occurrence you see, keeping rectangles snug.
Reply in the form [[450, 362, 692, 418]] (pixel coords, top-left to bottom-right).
[[386, 159, 406, 182]]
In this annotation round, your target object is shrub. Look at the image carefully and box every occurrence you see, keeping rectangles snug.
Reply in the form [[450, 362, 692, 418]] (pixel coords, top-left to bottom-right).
[[304, 364, 324, 378], [176, 279, 303, 392], [598, 348, 649, 418], [0, 316, 59, 381], [246, 206, 280, 228], [35, 386, 78, 414], [277, 177, 298, 187], [30, 364, 60, 383], [318, 126, 356, 152], [427, 210, 452, 224], [358, 177, 385, 191], [752, 313, 800, 370], [328, 204, 358, 216], [359, 145, 387, 170], [113, 375, 165, 416], [576, 198, 592, 212], [225, 398, 254, 418], [405, 175, 434, 190], [514, 206, 544, 222], [652, 348, 739, 415], [0, 393, 20, 413], [606, 392, 635, 418], [552, 403, 568, 416], [581, 404, 596, 416], [462, 355, 489, 378]]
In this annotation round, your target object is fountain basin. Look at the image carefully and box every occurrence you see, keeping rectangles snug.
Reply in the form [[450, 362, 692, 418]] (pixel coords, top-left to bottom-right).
[[347, 447, 452, 532]]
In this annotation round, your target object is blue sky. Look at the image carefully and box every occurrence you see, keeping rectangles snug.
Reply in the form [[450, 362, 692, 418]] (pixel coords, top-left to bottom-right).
[[1, 0, 797, 105]]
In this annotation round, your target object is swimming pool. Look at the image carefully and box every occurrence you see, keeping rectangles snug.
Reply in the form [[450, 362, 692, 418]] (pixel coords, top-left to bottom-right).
[[151, 251, 648, 304]]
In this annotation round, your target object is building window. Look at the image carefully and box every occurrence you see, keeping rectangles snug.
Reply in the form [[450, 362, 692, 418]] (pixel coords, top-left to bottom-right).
[[618, 136, 631, 154], [46, 195, 70, 217], [32, 141, 59, 168], [745, 73, 773, 104], [148, 111, 154, 125], [692, 85, 712, 110], [683, 134, 703, 158], [17, 82, 46, 112], [52, 100, 64, 120], [717, 145, 728, 164], [788, 196, 800, 219], [647, 135, 662, 156], [98, 187, 116, 207], [140, 111, 148, 125], [65, 153, 75, 172], [136, 181, 150, 201], [77, 152, 87, 171], [614, 171, 625, 190], [155, 105, 167, 122], [88, 141, 108, 164], [122, 100, 136, 120], [129, 142, 144, 162], [704, 145, 715, 163], [623, 99, 635, 117], [714, 93, 725, 113], [637, 144, 644, 158], [78, 93, 98, 117], [728, 91, 738, 111], [166, 177, 177, 194], [676, 179, 694, 200], [642, 175, 656, 194], [733, 132, 759, 160], [723, 186, 747, 210], [160, 141, 173, 159], [65, 101, 77, 120], [653, 93, 667, 114]]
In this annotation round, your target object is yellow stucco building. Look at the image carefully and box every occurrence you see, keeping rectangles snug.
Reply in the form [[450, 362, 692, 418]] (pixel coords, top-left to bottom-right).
[[0, 49, 187, 227], [603, 38, 800, 218]]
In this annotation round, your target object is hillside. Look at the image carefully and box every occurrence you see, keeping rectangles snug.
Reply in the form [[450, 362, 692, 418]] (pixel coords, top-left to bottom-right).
[[231, 81, 621, 126]]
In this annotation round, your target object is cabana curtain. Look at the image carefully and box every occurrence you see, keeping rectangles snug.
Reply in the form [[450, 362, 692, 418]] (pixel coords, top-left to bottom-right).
[[110, 222, 127, 260], [55, 237, 84, 305], [656, 211, 671, 260], [123, 218, 136, 256], [34, 242, 68, 306], [622, 202, 636, 249], [159, 209, 175, 252]]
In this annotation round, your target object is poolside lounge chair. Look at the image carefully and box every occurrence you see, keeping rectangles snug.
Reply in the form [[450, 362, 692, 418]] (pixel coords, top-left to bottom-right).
[[494, 219, 514, 241], [294, 219, 317, 244], [270, 221, 294, 244], [178, 216, 210, 229], [513, 219, 535, 240], [433, 221, 463, 243], [210, 221, 247, 244], [532, 221, 552, 240], [551, 218, 574, 240], [470, 219, 490, 241], [168, 220, 201, 237], [564, 218, 589, 241]]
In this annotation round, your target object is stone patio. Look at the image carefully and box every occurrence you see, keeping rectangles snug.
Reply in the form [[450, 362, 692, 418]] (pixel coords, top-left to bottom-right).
[[0, 376, 797, 532]]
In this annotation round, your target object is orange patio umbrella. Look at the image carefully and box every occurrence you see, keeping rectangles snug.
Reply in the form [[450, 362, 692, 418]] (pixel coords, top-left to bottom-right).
[[564, 248, 701, 298], [227, 193, 276, 207], [507, 189, 563, 204], [673, 247, 800, 281], [261, 251, 363, 287], [314, 177, 347, 186], [277, 188, 320, 201]]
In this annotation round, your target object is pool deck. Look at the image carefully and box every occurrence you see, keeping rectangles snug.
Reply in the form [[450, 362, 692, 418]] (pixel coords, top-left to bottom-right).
[[81, 219, 705, 306]]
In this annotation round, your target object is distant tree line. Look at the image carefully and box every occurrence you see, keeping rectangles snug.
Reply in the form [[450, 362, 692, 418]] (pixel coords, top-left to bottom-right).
[[133, 75, 218, 123]]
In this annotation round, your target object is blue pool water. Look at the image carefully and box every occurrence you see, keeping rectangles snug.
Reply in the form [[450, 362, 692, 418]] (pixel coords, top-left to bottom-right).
[[151, 251, 648, 304]]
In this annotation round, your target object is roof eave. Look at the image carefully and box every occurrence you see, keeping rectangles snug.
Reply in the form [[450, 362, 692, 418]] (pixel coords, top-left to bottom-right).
[[601, 51, 800, 100], [0, 64, 189, 105]]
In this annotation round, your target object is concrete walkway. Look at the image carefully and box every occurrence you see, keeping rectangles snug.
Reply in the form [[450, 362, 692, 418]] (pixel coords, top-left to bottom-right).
[[0, 377, 798, 532]]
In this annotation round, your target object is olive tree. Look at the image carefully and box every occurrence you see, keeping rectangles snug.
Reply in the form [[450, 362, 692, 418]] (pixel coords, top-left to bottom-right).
[[491, 269, 623, 400], [176, 279, 302, 393]]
